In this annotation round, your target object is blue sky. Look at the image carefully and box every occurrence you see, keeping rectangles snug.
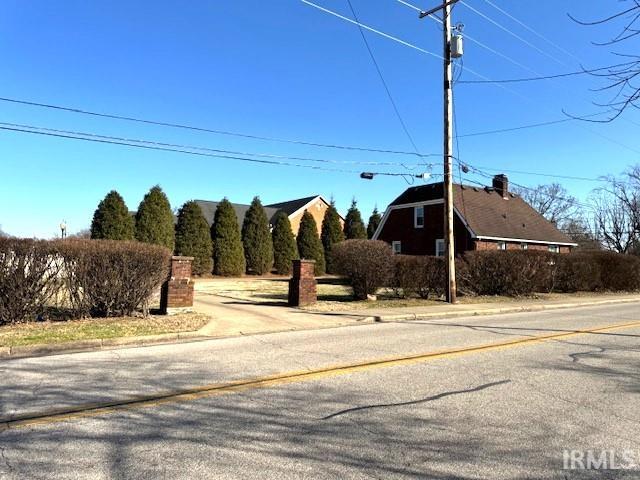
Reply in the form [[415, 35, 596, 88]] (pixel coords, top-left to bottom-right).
[[1, 0, 638, 238]]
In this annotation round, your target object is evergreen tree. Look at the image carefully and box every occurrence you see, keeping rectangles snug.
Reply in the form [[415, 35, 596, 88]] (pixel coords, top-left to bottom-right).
[[321, 200, 345, 273], [272, 211, 298, 275], [297, 210, 325, 276], [367, 207, 382, 239], [242, 196, 274, 275], [135, 185, 175, 250], [175, 201, 213, 275], [212, 198, 245, 276], [343, 199, 367, 240], [90, 190, 134, 240]]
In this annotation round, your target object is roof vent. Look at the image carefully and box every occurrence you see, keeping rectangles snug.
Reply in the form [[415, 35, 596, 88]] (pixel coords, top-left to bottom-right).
[[484, 186, 494, 193], [473, 187, 479, 192]]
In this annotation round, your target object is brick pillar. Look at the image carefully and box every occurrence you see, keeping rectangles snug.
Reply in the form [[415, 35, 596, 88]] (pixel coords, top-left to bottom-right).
[[160, 256, 194, 315], [288, 259, 317, 307]]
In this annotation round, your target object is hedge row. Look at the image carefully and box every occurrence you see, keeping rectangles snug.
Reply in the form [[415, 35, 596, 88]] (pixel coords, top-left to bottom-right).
[[331, 240, 640, 300], [0, 238, 171, 325]]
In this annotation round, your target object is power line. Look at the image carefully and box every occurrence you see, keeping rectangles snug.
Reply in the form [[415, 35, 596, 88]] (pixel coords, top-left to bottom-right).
[[458, 61, 638, 84], [480, 0, 583, 64], [0, 96, 438, 159], [0, 121, 421, 167], [459, 0, 568, 67], [0, 124, 417, 177], [345, 0, 420, 153]]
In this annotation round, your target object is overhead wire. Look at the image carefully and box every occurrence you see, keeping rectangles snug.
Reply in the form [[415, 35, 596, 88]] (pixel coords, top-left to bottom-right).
[[345, 0, 421, 154]]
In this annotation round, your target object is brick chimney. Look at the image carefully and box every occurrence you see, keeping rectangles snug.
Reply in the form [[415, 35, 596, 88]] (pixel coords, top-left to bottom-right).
[[492, 174, 509, 199]]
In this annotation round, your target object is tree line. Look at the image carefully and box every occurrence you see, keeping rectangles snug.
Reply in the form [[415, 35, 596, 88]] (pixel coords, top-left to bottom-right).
[[89, 187, 383, 276]]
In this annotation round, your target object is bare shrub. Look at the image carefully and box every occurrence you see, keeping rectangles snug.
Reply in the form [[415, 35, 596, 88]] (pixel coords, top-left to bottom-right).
[[0, 238, 62, 325], [56, 239, 171, 317], [392, 255, 445, 299], [458, 251, 556, 297], [332, 240, 393, 300]]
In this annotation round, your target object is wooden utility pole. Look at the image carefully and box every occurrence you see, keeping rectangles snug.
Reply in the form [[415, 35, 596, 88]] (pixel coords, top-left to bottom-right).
[[420, 0, 458, 303]]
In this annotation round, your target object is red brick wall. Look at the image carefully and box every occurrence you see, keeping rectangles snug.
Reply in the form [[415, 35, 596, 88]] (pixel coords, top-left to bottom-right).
[[474, 240, 571, 253], [288, 259, 317, 306], [377, 204, 473, 256], [160, 256, 194, 313]]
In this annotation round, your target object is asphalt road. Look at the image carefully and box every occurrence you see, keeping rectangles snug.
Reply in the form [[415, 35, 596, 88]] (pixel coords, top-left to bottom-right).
[[1, 303, 639, 479]]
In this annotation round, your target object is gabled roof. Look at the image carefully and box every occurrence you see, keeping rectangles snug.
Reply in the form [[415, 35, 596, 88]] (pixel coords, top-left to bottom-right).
[[265, 195, 320, 216], [386, 182, 576, 245], [194, 200, 281, 229]]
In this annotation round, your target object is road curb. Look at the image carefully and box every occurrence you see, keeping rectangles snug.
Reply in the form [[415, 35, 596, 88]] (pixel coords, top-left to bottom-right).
[[1, 296, 638, 361], [362, 297, 640, 323], [0, 331, 209, 361]]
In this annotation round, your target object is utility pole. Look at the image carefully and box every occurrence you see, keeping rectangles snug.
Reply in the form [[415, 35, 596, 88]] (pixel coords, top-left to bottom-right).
[[420, 0, 459, 303]]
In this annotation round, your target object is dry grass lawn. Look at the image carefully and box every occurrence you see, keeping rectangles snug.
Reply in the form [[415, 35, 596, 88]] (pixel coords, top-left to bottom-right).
[[0, 313, 210, 348]]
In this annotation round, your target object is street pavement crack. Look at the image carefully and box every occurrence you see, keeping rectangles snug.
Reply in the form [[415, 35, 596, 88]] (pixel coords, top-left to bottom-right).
[[321, 379, 511, 420], [567, 346, 606, 363]]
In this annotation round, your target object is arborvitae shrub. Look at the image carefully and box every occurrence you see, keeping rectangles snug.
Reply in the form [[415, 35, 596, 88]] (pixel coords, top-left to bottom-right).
[[272, 211, 298, 275], [175, 201, 213, 275], [321, 201, 345, 273], [343, 199, 367, 239], [367, 207, 382, 239], [90, 190, 134, 240], [135, 185, 175, 250], [332, 239, 393, 300], [212, 199, 245, 276], [242, 197, 274, 275], [297, 210, 325, 276]]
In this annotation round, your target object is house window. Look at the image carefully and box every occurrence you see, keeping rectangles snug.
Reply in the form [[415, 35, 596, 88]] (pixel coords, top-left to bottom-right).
[[521, 243, 528, 250], [435, 239, 445, 257], [414, 206, 424, 228], [548, 245, 560, 253], [497, 241, 507, 251], [392, 241, 401, 254]]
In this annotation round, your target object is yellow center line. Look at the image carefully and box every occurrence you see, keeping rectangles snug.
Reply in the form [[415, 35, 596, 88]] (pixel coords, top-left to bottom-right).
[[3, 319, 640, 430]]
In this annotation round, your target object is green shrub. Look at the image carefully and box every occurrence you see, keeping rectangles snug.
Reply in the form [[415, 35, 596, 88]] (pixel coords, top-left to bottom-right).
[[0, 238, 61, 325], [343, 199, 367, 240], [272, 211, 298, 275], [135, 185, 175, 250], [321, 200, 345, 273], [332, 240, 393, 300], [57, 240, 171, 317], [392, 255, 445, 299], [458, 250, 555, 296], [90, 190, 134, 240], [367, 207, 382, 239], [212, 198, 245, 276], [242, 197, 274, 275], [175, 201, 213, 275], [297, 210, 325, 276]]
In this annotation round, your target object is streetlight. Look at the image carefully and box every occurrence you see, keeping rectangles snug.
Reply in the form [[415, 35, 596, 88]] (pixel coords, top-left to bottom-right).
[[60, 221, 67, 239]]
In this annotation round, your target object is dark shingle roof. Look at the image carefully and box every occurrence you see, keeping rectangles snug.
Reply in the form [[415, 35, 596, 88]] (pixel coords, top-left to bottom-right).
[[194, 200, 281, 229], [389, 182, 576, 244], [265, 195, 320, 216]]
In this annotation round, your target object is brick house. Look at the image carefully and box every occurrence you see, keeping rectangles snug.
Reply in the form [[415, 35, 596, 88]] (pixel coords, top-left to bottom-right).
[[195, 195, 340, 236], [373, 175, 577, 255]]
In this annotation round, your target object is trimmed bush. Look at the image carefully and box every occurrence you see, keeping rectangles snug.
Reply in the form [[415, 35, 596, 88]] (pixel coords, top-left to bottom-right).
[[554, 253, 602, 292], [242, 197, 274, 275], [175, 201, 213, 275], [321, 200, 345, 273], [212, 198, 245, 276], [57, 240, 171, 318], [90, 190, 134, 240], [343, 199, 367, 240], [0, 238, 61, 325], [272, 211, 298, 275], [367, 207, 382, 239], [135, 185, 175, 250], [392, 255, 445, 299], [458, 250, 555, 296], [297, 210, 325, 276], [584, 251, 640, 291], [332, 240, 393, 300]]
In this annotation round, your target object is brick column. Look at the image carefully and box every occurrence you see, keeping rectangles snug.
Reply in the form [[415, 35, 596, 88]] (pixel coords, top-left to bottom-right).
[[160, 256, 194, 315], [288, 259, 317, 307]]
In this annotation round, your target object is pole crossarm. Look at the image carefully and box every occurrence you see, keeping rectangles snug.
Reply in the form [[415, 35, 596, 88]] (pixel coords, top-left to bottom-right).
[[419, 0, 459, 18]]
